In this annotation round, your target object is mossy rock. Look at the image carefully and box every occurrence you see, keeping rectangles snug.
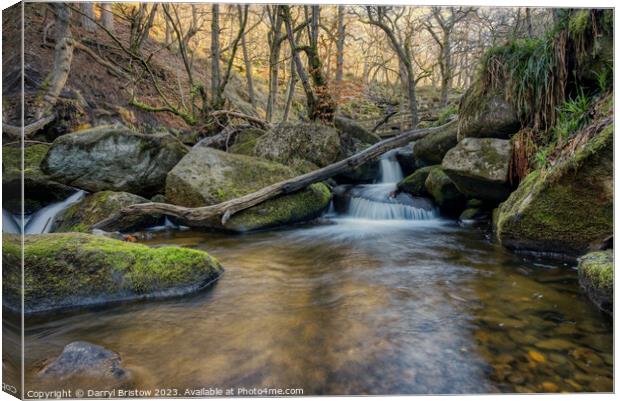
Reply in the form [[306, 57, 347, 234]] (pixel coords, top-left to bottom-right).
[[2, 144, 74, 214], [41, 125, 188, 197], [228, 128, 265, 156], [458, 84, 520, 141], [53, 191, 161, 233], [578, 250, 613, 315], [442, 137, 512, 202], [413, 119, 458, 165], [398, 165, 438, 197], [334, 116, 381, 145], [255, 122, 342, 167], [2, 233, 223, 314], [165, 147, 295, 207], [225, 183, 332, 232], [424, 167, 466, 216], [494, 121, 613, 256]]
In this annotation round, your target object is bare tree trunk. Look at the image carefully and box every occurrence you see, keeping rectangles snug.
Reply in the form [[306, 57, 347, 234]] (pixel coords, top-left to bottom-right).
[[239, 6, 256, 110], [283, 55, 297, 122], [100, 3, 115, 33], [525, 8, 533, 38], [266, 7, 283, 122], [210, 4, 221, 107], [93, 122, 452, 231], [35, 3, 73, 120], [81, 3, 96, 32], [335, 5, 345, 82], [439, 31, 451, 107]]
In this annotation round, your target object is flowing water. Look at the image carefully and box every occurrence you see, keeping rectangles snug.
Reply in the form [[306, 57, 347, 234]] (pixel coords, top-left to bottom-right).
[[11, 154, 614, 394], [3, 190, 87, 235]]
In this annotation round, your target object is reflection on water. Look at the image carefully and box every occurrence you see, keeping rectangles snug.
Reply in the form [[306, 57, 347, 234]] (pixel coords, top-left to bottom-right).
[[20, 218, 612, 394]]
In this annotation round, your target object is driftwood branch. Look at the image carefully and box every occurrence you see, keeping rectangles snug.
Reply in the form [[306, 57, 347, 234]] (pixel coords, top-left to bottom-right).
[[2, 114, 56, 139], [93, 121, 453, 231], [209, 110, 270, 130], [371, 111, 398, 132]]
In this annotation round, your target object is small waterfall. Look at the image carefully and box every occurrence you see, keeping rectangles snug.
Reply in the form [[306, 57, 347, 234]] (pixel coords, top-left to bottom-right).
[[347, 197, 436, 220], [378, 150, 404, 183], [2, 209, 21, 234], [342, 151, 437, 221], [24, 190, 86, 234]]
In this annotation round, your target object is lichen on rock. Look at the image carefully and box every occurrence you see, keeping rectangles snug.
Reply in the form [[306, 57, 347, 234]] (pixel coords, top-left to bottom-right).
[[578, 250, 613, 315], [53, 191, 161, 232], [225, 183, 332, 232]]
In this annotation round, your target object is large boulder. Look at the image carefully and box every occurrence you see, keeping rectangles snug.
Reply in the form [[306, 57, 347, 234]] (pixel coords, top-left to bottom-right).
[[413, 119, 458, 165], [424, 167, 466, 215], [52, 191, 160, 233], [458, 85, 520, 141], [494, 121, 613, 256], [40, 341, 129, 384], [578, 250, 613, 315], [228, 128, 266, 156], [334, 116, 381, 145], [165, 147, 295, 207], [254, 122, 341, 167], [2, 233, 223, 314], [41, 125, 188, 197], [3, 144, 74, 214], [224, 183, 331, 232], [442, 138, 513, 202], [397, 165, 438, 197]]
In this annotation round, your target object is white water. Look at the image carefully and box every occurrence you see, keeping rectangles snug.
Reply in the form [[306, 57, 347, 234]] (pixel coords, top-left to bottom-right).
[[2, 208, 21, 234], [24, 190, 86, 234], [346, 151, 437, 221], [378, 150, 404, 183]]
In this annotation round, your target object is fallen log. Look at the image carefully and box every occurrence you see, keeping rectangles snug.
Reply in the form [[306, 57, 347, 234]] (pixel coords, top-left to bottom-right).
[[93, 121, 451, 230], [3, 114, 56, 140]]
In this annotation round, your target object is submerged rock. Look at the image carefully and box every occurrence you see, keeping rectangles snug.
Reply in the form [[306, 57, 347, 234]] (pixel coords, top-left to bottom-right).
[[40, 341, 128, 383], [255, 122, 341, 167], [53, 191, 160, 233], [494, 121, 613, 256], [578, 250, 613, 315], [3, 144, 74, 214], [2, 233, 223, 314], [225, 183, 332, 232], [413, 119, 458, 165], [334, 116, 381, 145], [398, 165, 438, 197], [458, 86, 520, 141], [424, 167, 466, 215], [166, 147, 295, 207], [41, 125, 188, 197], [442, 138, 512, 202]]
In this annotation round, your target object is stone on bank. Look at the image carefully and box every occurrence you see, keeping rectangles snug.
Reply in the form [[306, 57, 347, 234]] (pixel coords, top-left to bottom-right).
[[2, 233, 223, 314]]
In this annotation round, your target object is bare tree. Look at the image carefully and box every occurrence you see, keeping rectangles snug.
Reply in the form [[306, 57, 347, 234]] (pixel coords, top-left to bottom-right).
[[364, 6, 419, 128], [99, 3, 115, 33], [425, 6, 475, 106], [81, 3, 96, 32], [335, 5, 346, 82], [281, 5, 335, 123], [35, 3, 74, 120]]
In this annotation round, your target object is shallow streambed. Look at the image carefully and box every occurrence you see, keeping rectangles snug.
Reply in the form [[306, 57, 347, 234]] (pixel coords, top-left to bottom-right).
[[21, 218, 612, 394]]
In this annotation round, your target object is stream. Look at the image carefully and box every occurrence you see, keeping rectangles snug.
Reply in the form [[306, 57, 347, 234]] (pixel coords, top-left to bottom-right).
[[8, 154, 614, 394]]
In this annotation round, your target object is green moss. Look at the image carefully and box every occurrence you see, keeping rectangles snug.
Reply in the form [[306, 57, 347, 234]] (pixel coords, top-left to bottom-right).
[[579, 250, 613, 290], [229, 138, 257, 156], [495, 119, 613, 255], [2, 144, 49, 182], [225, 183, 331, 232], [2, 233, 223, 313], [398, 165, 438, 196], [54, 191, 157, 233]]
